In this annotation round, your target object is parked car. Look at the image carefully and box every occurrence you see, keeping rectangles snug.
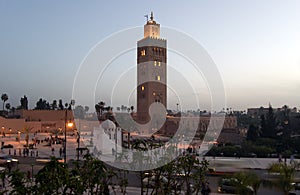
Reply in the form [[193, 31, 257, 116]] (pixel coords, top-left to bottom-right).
[[218, 177, 254, 194], [143, 175, 168, 187], [289, 182, 300, 195]]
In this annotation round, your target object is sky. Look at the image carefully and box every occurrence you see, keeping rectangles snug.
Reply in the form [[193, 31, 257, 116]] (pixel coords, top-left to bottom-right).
[[0, 1, 299, 111]]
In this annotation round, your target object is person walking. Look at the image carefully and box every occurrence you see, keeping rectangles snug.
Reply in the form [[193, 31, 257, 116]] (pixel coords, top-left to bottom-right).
[[201, 181, 211, 195]]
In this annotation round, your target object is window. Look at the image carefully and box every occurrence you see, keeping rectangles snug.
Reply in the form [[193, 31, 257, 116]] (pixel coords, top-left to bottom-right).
[[158, 61, 161, 66], [141, 50, 146, 56], [156, 75, 161, 81], [154, 61, 157, 66], [153, 92, 156, 96], [141, 86, 145, 91]]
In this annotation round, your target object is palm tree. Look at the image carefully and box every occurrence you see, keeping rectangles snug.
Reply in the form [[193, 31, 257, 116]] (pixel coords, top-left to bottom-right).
[[264, 162, 300, 195], [131, 139, 148, 195], [1, 94, 8, 111], [24, 127, 33, 147], [232, 171, 261, 195], [35, 157, 69, 194], [80, 154, 116, 194], [9, 169, 31, 194], [95, 101, 106, 121], [5, 103, 11, 112], [130, 106, 134, 112]]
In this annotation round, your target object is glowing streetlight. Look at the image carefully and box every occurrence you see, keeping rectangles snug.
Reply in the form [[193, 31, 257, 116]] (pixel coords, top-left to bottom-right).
[[64, 109, 74, 164], [67, 122, 73, 128], [18, 131, 21, 143]]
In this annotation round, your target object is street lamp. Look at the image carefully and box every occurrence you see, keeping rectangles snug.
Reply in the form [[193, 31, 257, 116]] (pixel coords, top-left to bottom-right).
[[64, 110, 73, 164], [31, 164, 34, 181], [18, 131, 21, 143], [76, 129, 80, 161]]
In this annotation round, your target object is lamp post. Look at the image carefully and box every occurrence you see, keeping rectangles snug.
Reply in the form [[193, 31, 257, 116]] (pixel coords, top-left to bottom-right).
[[31, 164, 34, 181], [76, 129, 80, 161], [64, 110, 67, 164], [18, 131, 21, 143], [64, 109, 73, 164]]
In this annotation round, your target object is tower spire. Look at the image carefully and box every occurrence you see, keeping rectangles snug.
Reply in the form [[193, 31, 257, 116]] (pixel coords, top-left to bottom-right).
[[144, 11, 160, 38], [150, 11, 153, 20]]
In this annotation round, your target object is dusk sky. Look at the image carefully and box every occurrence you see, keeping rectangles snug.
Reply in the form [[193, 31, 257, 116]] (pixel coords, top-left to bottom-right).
[[0, 1, 299, 111]]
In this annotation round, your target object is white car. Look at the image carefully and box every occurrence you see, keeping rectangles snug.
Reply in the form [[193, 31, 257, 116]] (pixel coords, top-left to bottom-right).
[[0, 154, 18, 164]]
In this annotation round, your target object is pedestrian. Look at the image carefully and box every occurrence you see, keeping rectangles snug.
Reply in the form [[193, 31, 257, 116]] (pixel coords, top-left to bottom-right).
[[19, 148, 21, 156], [201, 181, 211, 195], [27, 170, 31, 180], [7, 163, 11, 174], [279, 154, 282, 163], [36, 150, 38, 157], [59, 147, 62, 157], [1, 172, 4, 188], [104, 184, 109, 195], [9, 149, 11, 155], [284, 157, 287, 165], [290, 154, 295, 164], [51, 147, 55, 155], [14, 149, 16, 156]]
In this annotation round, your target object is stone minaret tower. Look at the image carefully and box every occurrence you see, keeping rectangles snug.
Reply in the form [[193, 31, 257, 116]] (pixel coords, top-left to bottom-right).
[[137, 12, 167, 127]]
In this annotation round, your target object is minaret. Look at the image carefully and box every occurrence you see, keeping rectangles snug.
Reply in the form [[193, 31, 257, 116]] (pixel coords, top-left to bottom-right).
[[137, 12, 167, 128]]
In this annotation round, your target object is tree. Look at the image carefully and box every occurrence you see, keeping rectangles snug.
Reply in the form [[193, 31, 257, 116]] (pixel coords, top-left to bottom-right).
[[51, 100, 57, 110], [247, 124, 260, 142], [79, 154, 116, 194], [260, 104, 277, 139], [58, 99, 64, 110], [84, 106, 89, 113], [231, 172, 261, 195], [35, 157, 69, 194], [35, 98, 50, 110], [24, 127, 33, 147], [260, 114, 267, 137], [70, 99, 75, 108], [64, 100, 74, 110], [121, 105, 127, 112], [1, 93, 8, 111], [9, 169, 31, 194], [266, 104, 277, 138], [95, 101, 106, 120], [5, 103, 11, 111], [74, 105, 85, 119], [20, 95, 28, 110], [131, 139, 148, 195], [265, 162, 300, 195]]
